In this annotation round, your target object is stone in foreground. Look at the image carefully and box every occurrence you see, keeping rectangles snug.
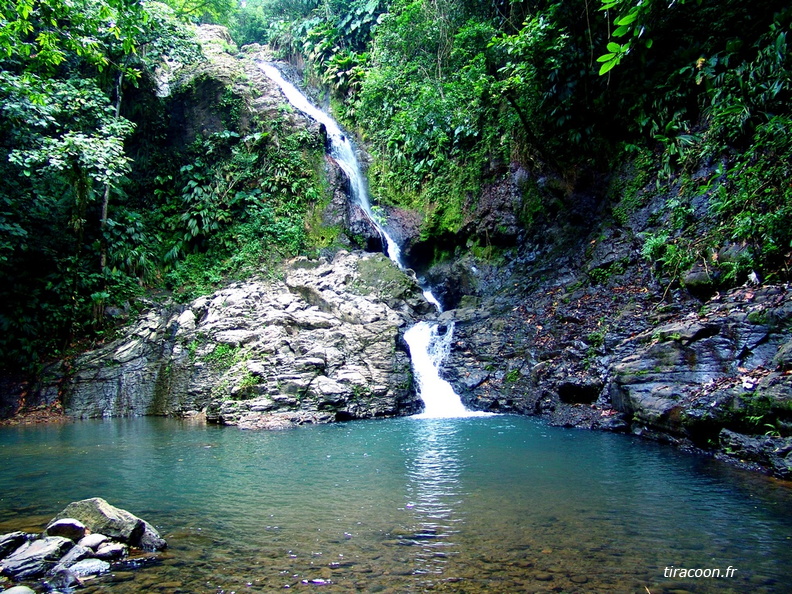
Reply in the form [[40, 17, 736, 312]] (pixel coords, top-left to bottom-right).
[[50, 497, 166, 551], [67, 558, 111, 577], [0, 532, 30, 559], [3, 586, 37, 594], [44, 518, 86, 541], [0, 536, 73, 580]]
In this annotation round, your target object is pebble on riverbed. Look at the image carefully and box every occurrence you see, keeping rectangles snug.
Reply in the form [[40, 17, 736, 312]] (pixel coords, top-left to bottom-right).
[[0, 497, 166, 589]]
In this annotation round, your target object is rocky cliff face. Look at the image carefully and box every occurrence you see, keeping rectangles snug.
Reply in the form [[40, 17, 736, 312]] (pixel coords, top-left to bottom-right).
[[32, 252, 427, 428], [414, 165, 792, 479]]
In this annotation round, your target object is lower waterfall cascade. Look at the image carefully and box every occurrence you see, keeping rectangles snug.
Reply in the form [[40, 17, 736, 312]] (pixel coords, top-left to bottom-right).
[[261, 61, 484, 418], [403, 321, 492, 418]]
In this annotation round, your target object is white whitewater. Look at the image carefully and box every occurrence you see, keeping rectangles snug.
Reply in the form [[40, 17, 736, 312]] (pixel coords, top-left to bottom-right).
[[262, 62, 485, 418], [260, 63, 403, 266], [403, 320, 489, 418]]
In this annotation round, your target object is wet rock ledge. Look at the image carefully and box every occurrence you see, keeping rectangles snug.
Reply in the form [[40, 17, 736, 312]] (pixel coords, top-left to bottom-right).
[[0, 497, 166, 591]]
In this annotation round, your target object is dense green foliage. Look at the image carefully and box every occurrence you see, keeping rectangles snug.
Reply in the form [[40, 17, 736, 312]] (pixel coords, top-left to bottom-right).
[[154, 120, 327, 300], [0, 0, 195, 368], [0, 1, 327, 371], [237, 0, 791, 273], [1, 0, 791, 371]]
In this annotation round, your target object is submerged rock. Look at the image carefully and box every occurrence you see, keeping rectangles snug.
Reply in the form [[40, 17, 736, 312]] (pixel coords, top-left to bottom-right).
[[3, 586, 37, 594], [139, 520, 168, 553], [67, 558, 111, 577], [44, 566, 82, 591]]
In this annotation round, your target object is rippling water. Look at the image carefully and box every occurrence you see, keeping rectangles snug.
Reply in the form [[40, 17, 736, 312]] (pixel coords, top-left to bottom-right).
[[1, 416, 791, 593]]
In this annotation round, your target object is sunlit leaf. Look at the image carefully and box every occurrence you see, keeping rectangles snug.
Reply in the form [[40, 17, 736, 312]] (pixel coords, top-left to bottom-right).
[[599, 58, 619, 75]]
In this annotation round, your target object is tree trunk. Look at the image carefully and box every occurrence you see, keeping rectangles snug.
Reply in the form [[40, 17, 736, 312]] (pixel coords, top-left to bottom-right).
[[99, 69, 124, 274]]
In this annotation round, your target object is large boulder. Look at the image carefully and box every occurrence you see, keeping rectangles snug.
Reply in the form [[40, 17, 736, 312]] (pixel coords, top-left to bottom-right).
[[49, 498, 165, 551], [204, 252, 427, 428]]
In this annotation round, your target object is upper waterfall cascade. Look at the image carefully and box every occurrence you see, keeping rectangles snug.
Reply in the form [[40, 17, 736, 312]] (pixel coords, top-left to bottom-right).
[[259, 63, 403, 266], [261, 62, 486, 419]]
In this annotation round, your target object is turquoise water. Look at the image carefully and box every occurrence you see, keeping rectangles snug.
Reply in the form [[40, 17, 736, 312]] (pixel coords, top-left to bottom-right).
[[1, 416, 791, 593]]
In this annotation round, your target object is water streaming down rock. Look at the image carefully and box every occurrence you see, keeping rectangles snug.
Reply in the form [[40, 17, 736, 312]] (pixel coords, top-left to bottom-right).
[[259, 63, 403, 265], [261, 62, 482, 418], [403, 322, 487, 418]]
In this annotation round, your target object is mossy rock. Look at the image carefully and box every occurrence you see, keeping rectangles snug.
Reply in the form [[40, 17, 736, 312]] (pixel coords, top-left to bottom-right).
[[352, 254, 414, 300]]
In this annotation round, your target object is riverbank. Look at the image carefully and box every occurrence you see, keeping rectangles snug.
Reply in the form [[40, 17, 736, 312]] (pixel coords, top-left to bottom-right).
[[440, 254, 792, 479]]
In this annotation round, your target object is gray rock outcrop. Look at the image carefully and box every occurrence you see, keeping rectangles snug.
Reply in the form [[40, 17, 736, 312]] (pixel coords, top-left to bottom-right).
[[47, 251, 425, 427], [0, 537, 73, 580], [50, 498, 165, 552], [605, 286, 792, 440], [440, 276, 792, 477]]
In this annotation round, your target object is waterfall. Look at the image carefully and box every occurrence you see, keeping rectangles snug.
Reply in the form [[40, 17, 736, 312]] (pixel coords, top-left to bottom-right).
[[262, 62, 484, 418], [403, 321, 489, 418], [259, 63, 403, 266]]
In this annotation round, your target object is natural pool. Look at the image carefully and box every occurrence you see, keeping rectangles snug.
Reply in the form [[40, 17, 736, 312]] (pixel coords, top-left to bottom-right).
[[1, 416, 791, 593]]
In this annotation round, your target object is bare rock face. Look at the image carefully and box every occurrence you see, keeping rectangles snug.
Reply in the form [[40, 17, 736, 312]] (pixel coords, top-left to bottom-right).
[[51, 251, 425, 427], [197, 251, 427, 428], [604, 286, 792, 442], [440, 276, 792, 477]]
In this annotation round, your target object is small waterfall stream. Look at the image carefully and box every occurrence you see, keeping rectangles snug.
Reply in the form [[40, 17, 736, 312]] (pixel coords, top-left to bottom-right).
[[261, 62, 480, 418], [259, 64, 403, 265]]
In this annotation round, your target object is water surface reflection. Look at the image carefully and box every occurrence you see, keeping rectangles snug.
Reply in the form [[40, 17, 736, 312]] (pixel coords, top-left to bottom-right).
[[402, 419, 466, 578], [1, 416, 791, 593]]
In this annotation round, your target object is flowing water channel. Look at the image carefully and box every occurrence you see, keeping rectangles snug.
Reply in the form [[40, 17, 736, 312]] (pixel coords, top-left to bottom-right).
[[259, 63, 403, 266], [1, 416, 791, 593]]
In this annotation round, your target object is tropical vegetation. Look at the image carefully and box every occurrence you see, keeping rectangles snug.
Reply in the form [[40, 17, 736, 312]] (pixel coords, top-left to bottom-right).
[[1, 0, 790, 371]]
